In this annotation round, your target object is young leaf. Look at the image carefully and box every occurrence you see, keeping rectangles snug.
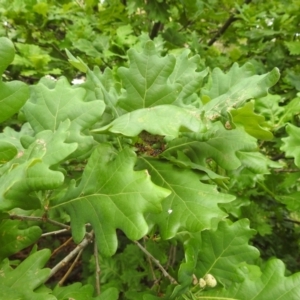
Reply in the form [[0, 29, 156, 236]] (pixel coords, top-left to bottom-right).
[[0, 249, 54, 300], [0, 37, 29, 123], [117, 41, 180, 111], [195, 219, 260, 287], [136, 158, 234, 239], [230, 101, 273, 140], [23, 77, 105, 157], [52, 144, 171, 256]]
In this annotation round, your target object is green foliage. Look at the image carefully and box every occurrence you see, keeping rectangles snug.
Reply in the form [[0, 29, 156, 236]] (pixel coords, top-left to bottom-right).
[[1, 0, 300, 299]]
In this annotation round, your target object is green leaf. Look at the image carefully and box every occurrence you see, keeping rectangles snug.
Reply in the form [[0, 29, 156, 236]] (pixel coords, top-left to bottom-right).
[[117, 41, 180, 111], [236, 151, 281, 174], [168, 49, 208, 106], [136, 158, 234, 239], [93, 105, 202, 138], [202, 259, 300, 300], [0, 249, 55, 300], [0, 37, 29, 123], [279, 191, 300, 211], [65, 48, 89, 73], [53, 282, 118, 300], [23, 77, 105, 157], [0, 121, 77, 211], [164, 123, 257, 170], [0, 141, 17, 164], [281, 124, 300, 167], [255, 94, 284, 128], [230, 101, 273, 140], [52, 144, 171, 256], [0, 219, 42, 261], [97, 287, 119, 300], [202, 63, 280, 119], [195, 219, 259, 287], [279, 94, 300, 124], [285, 41, 300, 55]]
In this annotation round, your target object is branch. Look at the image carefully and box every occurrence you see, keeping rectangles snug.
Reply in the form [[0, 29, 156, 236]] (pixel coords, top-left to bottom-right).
[[94, 242, 101, 296], [208, 0, 252, 46], [9, 214, 70, 230], [48, 231, 94, 279], [58, 248, 83, 286], [41, 228, 70, 237], [150, 22, 164, 40], [133, 240, 178, 285]]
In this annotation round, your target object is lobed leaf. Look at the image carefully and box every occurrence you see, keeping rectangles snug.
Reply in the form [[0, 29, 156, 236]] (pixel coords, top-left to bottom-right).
[[117, 41, 180, 111], [23, 77, 105, 157], [0, 219, 41, 262], [0, 121, 77, 211], [0, 37, 29, 123], [52, 144, 171, 256], [281, 124, 300, 167], [0, 249, 54, 300], [164, 123, 257, 170], [136, 158, 234, 239], [201, 63, 280, 119], [203, 259, 300, 300], [93, 105, 202, 138], [195, 219, 260, 287]]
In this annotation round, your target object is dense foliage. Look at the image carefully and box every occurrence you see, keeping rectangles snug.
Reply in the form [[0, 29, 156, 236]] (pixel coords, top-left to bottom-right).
[[1, 0, 300, 299]]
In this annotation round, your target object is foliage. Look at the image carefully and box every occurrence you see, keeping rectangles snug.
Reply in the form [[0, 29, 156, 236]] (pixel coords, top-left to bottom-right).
[[1, 0, 300, 299]]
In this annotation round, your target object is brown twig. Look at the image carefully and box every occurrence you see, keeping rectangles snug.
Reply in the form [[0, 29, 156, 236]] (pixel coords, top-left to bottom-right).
[[48, 231, 94, 279], [94, 242, 101, 296], [51, 237, 73, 257], [58, 248, 83, 286], [134, 240, 178, 285], [208, 0, 252, 46], [9, 214, 70, 230]]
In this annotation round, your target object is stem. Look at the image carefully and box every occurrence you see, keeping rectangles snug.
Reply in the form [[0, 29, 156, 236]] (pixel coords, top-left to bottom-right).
[[150, 22, 163, 39], [51, 237, 73, 257], [58, 248, 83, 286], [48, 231, 94, 279], [207, 0, 252, 46], [94, 242, 101, 296], [9, 214, 70, 230], [41, 229, 70, 237], [133, 240, 178, 285]]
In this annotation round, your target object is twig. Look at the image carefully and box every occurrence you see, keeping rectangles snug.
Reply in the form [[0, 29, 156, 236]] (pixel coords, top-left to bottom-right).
[[58, 248, 83, 286], [150, 22, 164, 39], [133, 240, 178, 285], [51, 237, 73, 257], [41, 228, 70, 237], [48, 231, 94, 279], [208, 0, 252, 46], [9, 214, 70, 230], [94, 242, 101, 296], [165, 244, 177, 270], [143, 237, 158, 284], [271, 217, 300, 226]]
